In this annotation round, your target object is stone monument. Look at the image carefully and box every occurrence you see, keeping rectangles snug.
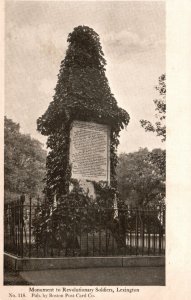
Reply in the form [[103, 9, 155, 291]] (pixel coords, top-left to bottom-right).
[[37, 25, 130, 202], [36, 25, 130, 256]]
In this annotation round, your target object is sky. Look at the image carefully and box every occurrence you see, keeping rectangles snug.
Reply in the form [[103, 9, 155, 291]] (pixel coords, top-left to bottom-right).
[[5, 1, 165, 154]]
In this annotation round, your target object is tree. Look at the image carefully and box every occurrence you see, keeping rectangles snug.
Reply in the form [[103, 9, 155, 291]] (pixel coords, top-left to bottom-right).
[[4, 116, 47, 202], [140, 74, 166, 142], [140, 74, 166, 179], [116, 148, 165, 207], [37, 25, 129, 199]]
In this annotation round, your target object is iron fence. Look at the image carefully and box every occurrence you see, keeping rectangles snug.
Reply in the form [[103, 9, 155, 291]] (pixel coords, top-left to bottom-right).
[[4, 196, 165, 258]]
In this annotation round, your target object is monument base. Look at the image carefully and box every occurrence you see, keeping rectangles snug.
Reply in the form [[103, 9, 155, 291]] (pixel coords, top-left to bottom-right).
[[69, 179, 96, 201]]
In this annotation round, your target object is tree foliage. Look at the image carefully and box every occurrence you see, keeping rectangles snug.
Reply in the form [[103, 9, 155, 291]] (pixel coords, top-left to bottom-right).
[[116, 148, 165, 207], [140, 74, 166, 142], [4, 116, 47, 202], [37, 25, 130, 198]]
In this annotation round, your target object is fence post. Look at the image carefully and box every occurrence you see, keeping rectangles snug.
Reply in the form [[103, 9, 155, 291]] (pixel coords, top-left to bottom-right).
[[135, 207, 138, 256], [159, 205, 162, 254], [4, 204, 7, 253], [163, 207, 166, 253], [129, 205, 132, 255], [13, 202, 16, 253], [29, 196, 32, 258], [20, 194, 25, 258]]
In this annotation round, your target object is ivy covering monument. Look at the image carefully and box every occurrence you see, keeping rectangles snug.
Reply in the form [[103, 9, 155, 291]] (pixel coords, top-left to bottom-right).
[[37, 25, 130, 202]]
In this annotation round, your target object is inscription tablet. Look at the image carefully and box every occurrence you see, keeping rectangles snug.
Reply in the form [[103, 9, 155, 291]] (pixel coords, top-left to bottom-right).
[[69, 121, 110, 183]]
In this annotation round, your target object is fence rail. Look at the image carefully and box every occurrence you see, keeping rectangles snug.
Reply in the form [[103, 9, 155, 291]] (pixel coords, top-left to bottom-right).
[[4, 197, 165, 258]]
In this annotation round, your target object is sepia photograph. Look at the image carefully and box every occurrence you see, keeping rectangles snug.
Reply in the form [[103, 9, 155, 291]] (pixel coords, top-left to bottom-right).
[[4, 0, 166, 289]]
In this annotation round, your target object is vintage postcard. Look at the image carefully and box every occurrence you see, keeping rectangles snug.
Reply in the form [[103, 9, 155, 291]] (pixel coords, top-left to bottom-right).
[[1, 0, 190, 299]]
